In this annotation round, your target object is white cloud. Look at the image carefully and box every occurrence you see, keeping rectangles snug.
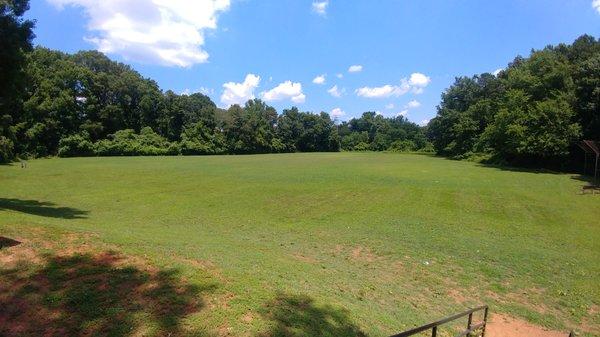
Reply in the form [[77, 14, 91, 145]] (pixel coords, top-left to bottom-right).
[[220, 74, 260, 107], [182, 87, 214, 96], [262, 81, 306, 103], [397, 110, 408, 117], [593, 0, 600, 14], [336, 73, 344, 79], [408, 73, 431, 87], [312, 1, 328, 16], [348, 65, 363, 73], [313, 74, 326, 85], [406, 100, 421, 109], [357, 73, 431, 98], [330, 107, 345, 118], [199, 87, 214, 95], [356, 81, 410, 98], [385, 103, 395, 110], [48, 0, 231, 67], [419, 119, 430, 126], [327, 85, 344, 97], [492, 68, 503, 76]]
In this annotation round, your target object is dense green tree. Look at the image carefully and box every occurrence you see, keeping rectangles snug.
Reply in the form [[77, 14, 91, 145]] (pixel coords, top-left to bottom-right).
[[277, 108, 339, 152], [223, 99, 282, 154], [0, 0, 34, 160], [428, 35, 599, 166], [339, 112, 429, 152]]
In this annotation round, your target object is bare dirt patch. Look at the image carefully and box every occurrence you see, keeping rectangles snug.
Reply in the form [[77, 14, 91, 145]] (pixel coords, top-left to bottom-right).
[[292, 252, 318, 264], [486, 313, 567, 337], [349, 245, 381, 262]]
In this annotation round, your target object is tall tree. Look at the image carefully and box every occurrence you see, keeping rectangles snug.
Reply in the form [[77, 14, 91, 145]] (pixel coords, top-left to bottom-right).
[[0, 0, 34, 161]]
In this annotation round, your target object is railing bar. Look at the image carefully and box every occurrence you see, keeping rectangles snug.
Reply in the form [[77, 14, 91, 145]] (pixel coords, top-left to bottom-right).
[[455, 322, 485, 337], [390, 305, 488, 337]]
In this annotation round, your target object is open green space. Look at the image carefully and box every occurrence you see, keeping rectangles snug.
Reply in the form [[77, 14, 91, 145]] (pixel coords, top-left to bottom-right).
[[1, 153, 598, 336]]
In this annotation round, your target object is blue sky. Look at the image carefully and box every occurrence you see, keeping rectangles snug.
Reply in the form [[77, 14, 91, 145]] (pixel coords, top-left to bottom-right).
[[27, 0, 600, 124]]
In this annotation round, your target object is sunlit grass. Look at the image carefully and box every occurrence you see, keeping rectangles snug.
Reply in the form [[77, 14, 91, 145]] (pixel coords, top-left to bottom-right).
[[1, 153, 598, 336]]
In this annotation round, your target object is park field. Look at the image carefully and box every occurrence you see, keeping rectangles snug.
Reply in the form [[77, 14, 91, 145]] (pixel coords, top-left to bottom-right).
[[0, 153, 599, 336]]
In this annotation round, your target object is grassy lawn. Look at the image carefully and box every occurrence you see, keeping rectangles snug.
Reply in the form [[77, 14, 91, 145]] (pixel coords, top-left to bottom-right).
[[1, 153, 598, 336]]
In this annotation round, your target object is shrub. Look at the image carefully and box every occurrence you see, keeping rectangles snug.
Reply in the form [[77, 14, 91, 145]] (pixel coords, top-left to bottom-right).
[[58, 133, 94, 157]]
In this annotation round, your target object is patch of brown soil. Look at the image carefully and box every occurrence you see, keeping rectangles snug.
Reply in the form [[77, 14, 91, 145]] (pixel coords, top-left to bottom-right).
[[349, 245, 380, 262], [0, 240, 42, 268], [241, 311, 254, 323], [292, 253, 318, 264], [581, 304, 600, 334], [486, 313, 567, 337], [447, 289, 467, 304], [174, 256, 225, 282], [485, 290, 553, 316]]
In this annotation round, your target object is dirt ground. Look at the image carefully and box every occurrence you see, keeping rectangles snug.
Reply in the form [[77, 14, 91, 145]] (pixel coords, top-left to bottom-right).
[[487, 313, 569, 337]]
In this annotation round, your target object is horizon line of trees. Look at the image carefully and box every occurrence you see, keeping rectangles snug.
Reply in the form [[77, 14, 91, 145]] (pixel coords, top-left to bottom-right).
[[1, 0, 598, 169], [1, 44, 432, 160]]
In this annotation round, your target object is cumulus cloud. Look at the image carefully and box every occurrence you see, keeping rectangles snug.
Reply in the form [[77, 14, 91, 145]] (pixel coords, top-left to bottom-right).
[[593, 0, 600, 14], [262, 81, 306, 103], [327, 85, 344, 97], [406, 100, 421, 109], [385, 103, 395, 110], [313, 74, 326, 85], [419, 119, 430, 126], [492, 68, 503, 76], [47, 0, 230, 67], [336, 73, 344, 79], [408, 73, 431, 87], [312, 1, 328, 16], [330, 107, 345, 118], [220, 74, 260, 107], [397, 110, 408, 117], [356, 72, 430, 98], [356, 81, 410, 98], [348, 65, 363, 73]]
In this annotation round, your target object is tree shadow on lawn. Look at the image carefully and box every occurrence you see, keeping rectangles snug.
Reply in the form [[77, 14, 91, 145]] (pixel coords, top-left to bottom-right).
[[259, 293, 367, 337], [0, 251, 218, 337], [0, 198, 88, 219], [0, 236, 21, 249]]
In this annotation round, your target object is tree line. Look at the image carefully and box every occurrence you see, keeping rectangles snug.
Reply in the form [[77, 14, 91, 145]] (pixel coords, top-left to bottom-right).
[[1, 0, 598, 168], [2, 45, 432, 160], [427, 35, 599, 167]]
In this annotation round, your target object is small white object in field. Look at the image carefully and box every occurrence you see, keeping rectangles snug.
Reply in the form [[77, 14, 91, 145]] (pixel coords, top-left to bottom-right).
[[423, 261, 430, 266]]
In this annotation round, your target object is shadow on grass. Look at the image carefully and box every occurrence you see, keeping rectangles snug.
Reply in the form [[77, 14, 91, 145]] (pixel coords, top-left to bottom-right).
[[0, 236, 21, 249], [0, 198, 88, 219], [570, 174, 599, 185], [259, 293, 366, 337], [0, 251, 217, 337]]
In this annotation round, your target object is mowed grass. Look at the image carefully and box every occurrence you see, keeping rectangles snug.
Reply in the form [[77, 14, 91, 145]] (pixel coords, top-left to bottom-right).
[[1, 153, 599, 336]]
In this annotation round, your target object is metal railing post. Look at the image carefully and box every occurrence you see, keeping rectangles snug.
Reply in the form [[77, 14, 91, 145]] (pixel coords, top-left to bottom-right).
[[466, 312, 473, 337], [481, 306, 489, 337], [431, 326, 437, 337]]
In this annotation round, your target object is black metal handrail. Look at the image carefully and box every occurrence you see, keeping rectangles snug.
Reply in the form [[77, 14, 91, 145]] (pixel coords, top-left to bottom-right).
[[390, 305, 489, 337]]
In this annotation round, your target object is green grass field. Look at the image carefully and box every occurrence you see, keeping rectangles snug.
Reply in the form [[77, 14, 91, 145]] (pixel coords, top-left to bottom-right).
[[1, 153, 599, 336]]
